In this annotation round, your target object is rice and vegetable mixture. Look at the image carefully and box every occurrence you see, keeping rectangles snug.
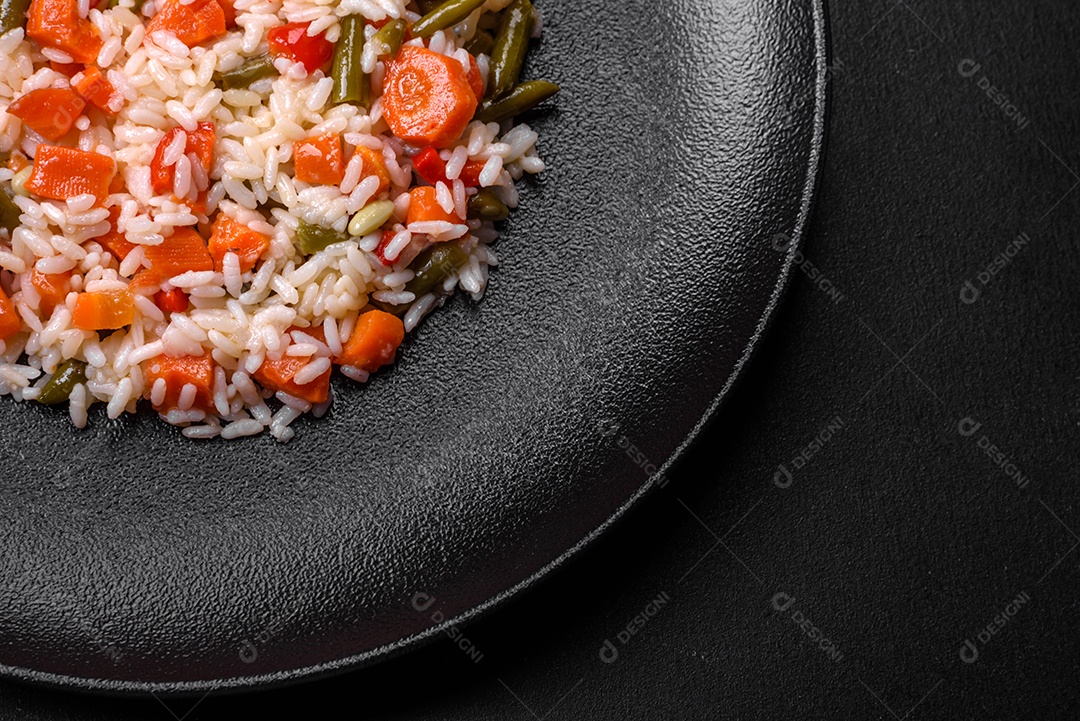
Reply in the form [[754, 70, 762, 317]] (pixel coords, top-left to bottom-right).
[[0, 0, 557, 440]]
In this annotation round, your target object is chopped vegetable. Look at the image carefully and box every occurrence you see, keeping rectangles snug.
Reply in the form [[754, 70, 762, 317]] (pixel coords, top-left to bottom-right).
[[150, 122, 215, 196], [216, 0, 236, 27], [296, 219, 347, 255], [331, 15, 367, 106], [404, 243, 468, 296], [407, 185, 462, 225], [467, 188, 509, 221], [215, 55, 277, 91], [463, 30, 494, 57], [411, 0, 485, 38], [253, 353, 331, 403], [145, 0, 226, 47], [27, 0, 102, 64], [72, 288, 134, 330], [207, 213, 270, 273], [25, 145, 115, 205], [369, 18, 406, 59], [0, 285, 20, 340], [412, 146, 447, 186], [97, 208, 136, 261], [73, 66, 122, 115], [30, 268, 71, 315], [488, 0, 534, 98], [154, 288, 189, 314], [382, 45, 478, 148], [351, 145, 391, 194], [7, 88, 86, 141], [336, 309, 404, 373], [49, 59, 81, 77], [267, 22, 333, 74], [144, 228, 213, 277], [37, 358, 87, 404], [347, 200, 395, 237], [144, 352, 215, 411], [0, 0, 31, 37], [458, 159, 487, 187], [0, 184, 20, 234], [373, 228, 396, 266], [6, 151, 27, 173], [10, 165, 31, 196], [293, 133, 345, 185], [475, 79, 559, 123]]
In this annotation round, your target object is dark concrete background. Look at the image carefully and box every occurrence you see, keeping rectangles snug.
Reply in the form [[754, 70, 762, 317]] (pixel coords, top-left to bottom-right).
[[3, 0, 1078, 717]]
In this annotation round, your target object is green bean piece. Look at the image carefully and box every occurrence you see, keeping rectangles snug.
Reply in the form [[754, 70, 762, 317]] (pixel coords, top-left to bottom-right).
[[467, 189, 509, 221], [216, 55, 278, 92], [366, 298, 409, 317], [37, 359, 88, 405], [475, 79, 559, 123], [0, 0, 30, 35], [332, 15, 367, 106], [370, 19, 407, 59], [296, 220, 349, 255], [405, 244, 469, 297], [415, 0, 441, 12], [0, 185, 19, 235], [463, 30, 495, 57], [412, 0, 487, 39], [488, 0, 534, 98]]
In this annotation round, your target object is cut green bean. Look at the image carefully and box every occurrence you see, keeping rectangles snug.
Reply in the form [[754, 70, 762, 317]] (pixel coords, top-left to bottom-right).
[[37, 359, 88, 405], [296, 220, 349, 255], [415, 0, 441, 12], [332, 15, 367, 106], [370, 18, 407, 59], [405, 244, 469, 297], [0, 0, 31, 34], [475, 79, 559, 123], [0, 185, 19, 235], [215, 55, 277, 92], [412, 0, 487, 39], [467, 189, 509, 221], [347, 200, 397, 237], [463, 30, 494, 57], [488, 0, 534, 98]]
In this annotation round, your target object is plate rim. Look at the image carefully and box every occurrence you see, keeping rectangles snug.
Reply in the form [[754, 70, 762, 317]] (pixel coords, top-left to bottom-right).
[[1, 0, 829, 696]]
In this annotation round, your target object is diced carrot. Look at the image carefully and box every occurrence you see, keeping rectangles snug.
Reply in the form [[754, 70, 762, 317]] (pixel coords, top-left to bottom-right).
[[7, 88, 85, 141], [145, 0, 226, 47], [25, 145, 115, 205], [407, 185, 461, 226], [27, 0, 103, 64], [96, 207, 137, 261], [294, 133, 345, 185], [30, 268, 71, 315], [0, 286, 21, 340], [144, 228, 213, 279], [150, 122, 215, 197], [207, 214, 270, 273], [49, 60, 81, 77], [253, 354, 331, 404], [73, 66, 123, 115], [128, 269, 164, 294], [6, 152, 28, 173], [154, 288, 189, 314], [267, 22, 334, 73], [465, 53, 484, 102], [72, 288, 133, 330], [144, 352, 215, 411], [336, 309, 404, 373], [382, 46, 478, 148], [351, 145, 391, 194], [216, 0, 236, 27]]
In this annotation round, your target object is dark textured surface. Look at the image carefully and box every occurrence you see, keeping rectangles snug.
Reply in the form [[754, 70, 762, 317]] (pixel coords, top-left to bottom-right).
[[11, 0, 1078, 718], [0, 0, 825, 693]]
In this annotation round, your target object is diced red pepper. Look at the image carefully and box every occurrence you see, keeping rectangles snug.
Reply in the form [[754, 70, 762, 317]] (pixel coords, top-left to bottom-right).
[[73, 66, 123, 115], [374, 229, 396, 267], [458, 160, 487, 188], [150, 122, 215, 197], [7, 88, 85, 141], [412, 146, 447, 185], [267, 22, 334, 73], [154, 288, 189, 314]]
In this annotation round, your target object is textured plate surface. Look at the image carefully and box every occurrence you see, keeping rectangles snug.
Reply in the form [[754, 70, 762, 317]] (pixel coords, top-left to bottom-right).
[[0, 0, 826, 694]]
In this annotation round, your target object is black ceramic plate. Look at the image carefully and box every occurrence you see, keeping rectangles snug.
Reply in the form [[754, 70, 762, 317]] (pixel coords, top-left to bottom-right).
[[0, 0, 826, 694]]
